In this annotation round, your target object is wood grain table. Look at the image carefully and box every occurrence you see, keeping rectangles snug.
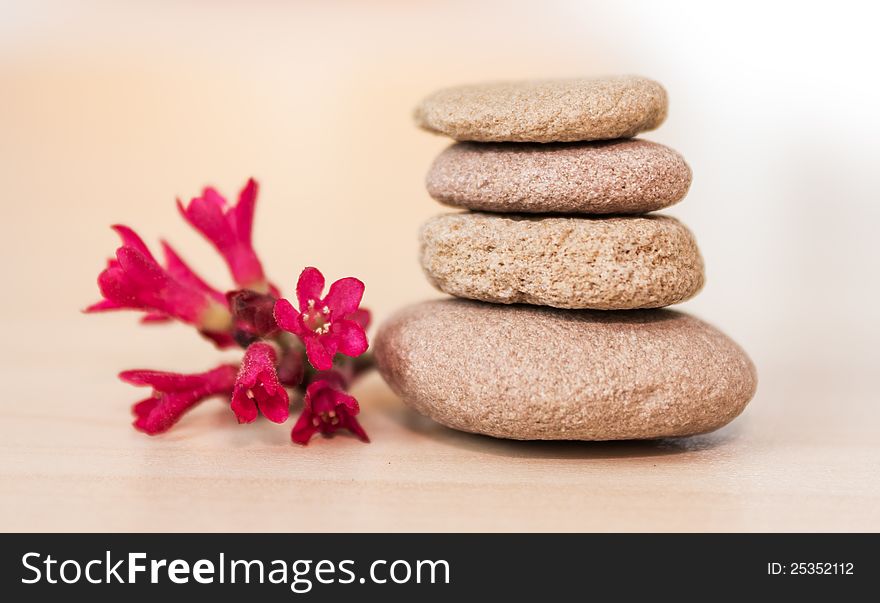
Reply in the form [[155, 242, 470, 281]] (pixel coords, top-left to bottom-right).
[[1, 318, 877, 533]]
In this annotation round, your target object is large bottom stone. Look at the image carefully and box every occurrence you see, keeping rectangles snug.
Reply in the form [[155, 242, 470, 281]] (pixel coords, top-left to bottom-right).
[[374, 299, 757, 441]]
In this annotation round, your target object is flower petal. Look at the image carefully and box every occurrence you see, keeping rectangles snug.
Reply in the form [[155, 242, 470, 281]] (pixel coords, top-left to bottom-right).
[[347, 308, 371, 330], [305, 336, 336, 371], [230, 391, 258, 424], [330, 319, 368, 357], [84, 298, 124, 313], [140, 312, 172, 323], [120, 370, 202, 391], [290, 410, 318, 445], [324, 277, 364, 318], [177, 196, 236, 250], [161, 241, 225, 304], [254, 380, 290, 424], [114, 246, 168, 292], [95, 250, 163, 313], [344, 414, 370, 443], [132, 397, 159, 419], [132, 391, 204, 435], [111, 225, 156, 262], [232, 178, 257, 245], [120, 365, 238, 393], [303, 379, 329, 406], [296, 267, 325, 309], [334, 390, 360, 414], [273, 298, 304, 334], [201, 186, 228, 208]]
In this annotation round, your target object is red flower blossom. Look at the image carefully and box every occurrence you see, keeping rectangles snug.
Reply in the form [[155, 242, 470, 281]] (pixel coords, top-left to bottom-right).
[[120, 365, 238, 435], [231, 342, 290, 424], [273, 267, 368, 371], [291, 377, 369, 445], [90, 178, 376, 445], [177, 178, 270, 293], [86, 225, 233, 347]]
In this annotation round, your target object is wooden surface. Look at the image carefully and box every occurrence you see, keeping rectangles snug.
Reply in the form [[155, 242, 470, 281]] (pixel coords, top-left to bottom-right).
[[1, 319, 877, 533]]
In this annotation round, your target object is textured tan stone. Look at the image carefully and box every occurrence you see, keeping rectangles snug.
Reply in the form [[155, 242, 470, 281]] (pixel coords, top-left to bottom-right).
[[426, 139, 691, 214], [375, 299, 757, 441], [419, 212, 704, 310], [414, 76, 668, 143]]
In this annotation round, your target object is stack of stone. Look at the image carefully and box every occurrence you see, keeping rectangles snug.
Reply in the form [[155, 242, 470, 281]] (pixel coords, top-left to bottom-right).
[[375, 77, 756, 441]]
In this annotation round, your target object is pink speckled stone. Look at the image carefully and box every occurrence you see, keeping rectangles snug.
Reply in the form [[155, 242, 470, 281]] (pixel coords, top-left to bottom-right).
[[374, 300, 757, 441], [414, 76, 668, 143], [426, 139, 691, 214]]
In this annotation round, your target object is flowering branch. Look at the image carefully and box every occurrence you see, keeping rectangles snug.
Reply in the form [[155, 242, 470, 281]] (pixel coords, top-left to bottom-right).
[[87, 178, 373, 445]]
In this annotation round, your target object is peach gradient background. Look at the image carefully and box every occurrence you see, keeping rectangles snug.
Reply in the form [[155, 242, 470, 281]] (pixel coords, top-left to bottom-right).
[[1, 1, 878, 531]]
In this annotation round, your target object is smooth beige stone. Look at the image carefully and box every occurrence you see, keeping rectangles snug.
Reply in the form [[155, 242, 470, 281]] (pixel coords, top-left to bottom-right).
[[426, 139, 691, 214], [414, 76, 668, 142], [375, 299, 757, 441], [419, 212, 704, 310]]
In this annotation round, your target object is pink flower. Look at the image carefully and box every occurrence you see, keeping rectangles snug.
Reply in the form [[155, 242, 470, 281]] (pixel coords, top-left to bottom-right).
[[273, 267, 368, 371], [291, 377, 369, 445], [177, 178, 270, 293], [120, 365, 238, 435], [231, 342, 290, 424], [86, 225, 233, 347]]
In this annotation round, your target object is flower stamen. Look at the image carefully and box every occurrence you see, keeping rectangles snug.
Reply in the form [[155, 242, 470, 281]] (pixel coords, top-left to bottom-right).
[[303, 298, 332, 334]]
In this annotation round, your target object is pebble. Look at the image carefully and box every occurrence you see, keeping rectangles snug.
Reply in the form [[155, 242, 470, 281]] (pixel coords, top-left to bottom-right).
[[426, 139, 691, 214], [420, 212, 704, 310], [375, 299, 757, 441], [414, 76, 668, 142]]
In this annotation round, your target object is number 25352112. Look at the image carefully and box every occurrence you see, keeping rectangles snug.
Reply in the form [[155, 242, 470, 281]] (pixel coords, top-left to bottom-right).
[[768, 562, 854, 575]]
